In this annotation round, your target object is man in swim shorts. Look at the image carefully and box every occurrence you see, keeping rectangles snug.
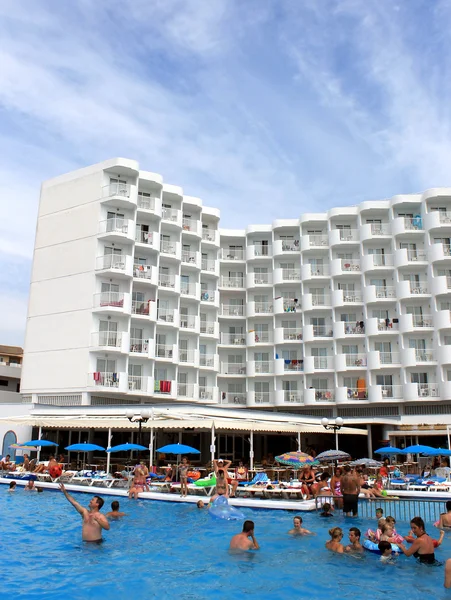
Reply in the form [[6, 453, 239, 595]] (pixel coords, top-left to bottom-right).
[[59, 483, 110, 542], [341, 465, 360, 517], [106, 500, 126, 518], [345, 527, 363, 553], [229, 520, 259, 551]]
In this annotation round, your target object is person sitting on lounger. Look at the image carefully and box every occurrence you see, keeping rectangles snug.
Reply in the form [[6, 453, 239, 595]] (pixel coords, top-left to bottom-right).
[[34, 455, 57, 474], [128, 469, 149, 499], [1, 455, 14, 471]]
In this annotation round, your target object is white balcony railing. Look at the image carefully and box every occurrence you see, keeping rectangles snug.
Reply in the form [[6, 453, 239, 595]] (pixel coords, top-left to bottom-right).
[[410, 281, 428, 294], [253, 273, 272, 284], [137, 195, 155, 211], [253, 244, 272, 256], [178, 383, 195, 397], [282, 269, 301, 281], [182, 251, 197, 264], [93, 292, 125, 309], [130, 338, 149, 353], [220, 363, 246, 375], [132, 300, 152, 316], [371, 223, 390, 235], [179, 349, 195, 363], [412, 315, 433, 327], [284, 360, 303, 372], [379, 352, 401, 364], [375, 286, 396, 298], [180, 283, 197, 296], [91, 331, 122, 348], [156, 344, 173, 358], [254, 332, 272, 343], [407, 249, 427, 261], [403, 217, 423, 230], [345, 353, 367, 367], [254, 392, 271, 403], [415, 350, 435, 362], [128, 376, 147, 392], [182, 218, 199, 233], [310, 265, 330, 276], [283, 328, 303, 340], [160, 240, 177, 255], [283, 391, 303, 402], [199, 354, 215, 367], [133, 264, 152, 279], [96, 254, 127, 271], [199, 386, 215, 400], [313, 326, 333, 337], [342, 292, 363, 303], [312, 294, 331, 306], [314, 389, 334, 401], [254, 361, 274, 374], [102, 182, 130, 198], [254, 302, 273, 313], [344, 324, 365, 335], [220, 333, 246, 345], [313, 356, 332, 369], [202, 230, 217, 243], [159, 273, 176, 288], [220, 304, 244, 316], [162, 207, 179, 222], [200, 321, 216, 335], [180, 316, 196, 329], [220, 248, 245, 260], [135, 230, 153, 245], [201, 259, 216, 271], [309, 234, 328, 247], [221, 392, 246, 405], [220, 276, 244, 288], [341, 259, 361, 272], [380, 385, 403, 399], [345, 387, 368, 399], [439, 212, 451, 223], [93, 371, 120, 387], [157, 308, 175, 323], [201, 290, 216, 302], [418, 383, 439, 397], [338, 229, 359, 241], [281, 240, 300, 251], [99, 217, 129, 235]]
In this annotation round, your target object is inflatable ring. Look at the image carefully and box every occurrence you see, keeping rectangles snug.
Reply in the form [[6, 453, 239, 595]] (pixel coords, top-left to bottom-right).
[[187, 471, 200, 481], [49, 465, 62, 479], [363, 539, 400, 554], [195, 474, 216, 487], [209, 496, 246, 521]]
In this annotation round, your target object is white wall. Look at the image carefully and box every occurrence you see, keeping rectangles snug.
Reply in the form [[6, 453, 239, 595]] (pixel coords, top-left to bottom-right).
[[0, 404, 32, 457]]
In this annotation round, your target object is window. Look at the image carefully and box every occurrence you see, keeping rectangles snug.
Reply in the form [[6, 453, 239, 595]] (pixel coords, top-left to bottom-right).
[[0, 380, 8, 387], [411, 373, 428, 384]]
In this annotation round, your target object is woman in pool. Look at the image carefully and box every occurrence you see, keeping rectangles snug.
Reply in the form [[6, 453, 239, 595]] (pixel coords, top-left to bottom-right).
[[398, 517, 436, 564], [325, 527, 344, 553]]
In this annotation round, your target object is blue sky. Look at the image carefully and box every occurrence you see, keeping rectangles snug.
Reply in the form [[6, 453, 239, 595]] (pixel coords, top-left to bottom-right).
[[1, 0, 451, 345]]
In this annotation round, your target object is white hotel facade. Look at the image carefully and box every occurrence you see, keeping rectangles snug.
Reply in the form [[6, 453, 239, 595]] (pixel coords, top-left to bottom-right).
[[18, 158, 451, 445]]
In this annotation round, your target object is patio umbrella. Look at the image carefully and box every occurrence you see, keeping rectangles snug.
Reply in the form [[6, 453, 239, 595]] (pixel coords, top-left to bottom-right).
[[421, 448, 451, 456], [403, 444, 436, 454], [22, 440, 58, 447], [9, 443, 38, 451], [374, 446, 404, 455], [316, 450, 351, 462], [349, 458, 382, 468], [156, 444, 200, 455], [275, 452, 319, 468], [65, 443, 105, 471], [107, 443, 147, 453]]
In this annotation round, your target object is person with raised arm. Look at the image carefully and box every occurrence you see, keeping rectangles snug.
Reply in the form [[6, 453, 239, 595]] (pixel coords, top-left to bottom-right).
[[59, 483, 110, 543]]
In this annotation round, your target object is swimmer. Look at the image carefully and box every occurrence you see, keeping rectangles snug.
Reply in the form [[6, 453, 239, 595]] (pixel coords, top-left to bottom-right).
[[8, 481, 16, 492], [344, 527, 363, 553], [375, 507, 383, 520], [437, 500, 451, 528], [378, 540, 397, 563], [229, 520, 259, 551], [106, 500, 126, 518], [445, 558, 451, 588], [288, 515, 313, 536], [196, 500, 207, 509], [320, 503, 333, 518], [398, 517, 436, 564], [59, 483, 110, 542], [325, 527, 344, 553], [24, 480, 37, 492]]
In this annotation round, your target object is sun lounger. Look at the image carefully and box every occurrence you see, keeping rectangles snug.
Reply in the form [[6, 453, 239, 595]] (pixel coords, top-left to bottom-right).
[[241, 473, 270, 486]]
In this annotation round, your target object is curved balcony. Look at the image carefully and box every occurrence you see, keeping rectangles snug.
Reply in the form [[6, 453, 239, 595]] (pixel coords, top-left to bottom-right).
[[430, 243, 451, 263], [273, 239, 300, 255], [303, 324, 333, 343], [301, 264, 330, 281], [246, 331, 273, 346], [361, 254, 394, 272], [335, 353, 367, 371], [363, 285, 396, 304], [394, 248, 427, 269], [219, 362, 246, 376], [404, 382, 439, 401], [438, 345, 451, 365], [137, 194, 162, 218], [333, 321, 365, 339], [180, 282, 201, 301], [201, 230, 219, 246], [273, 268, 301, 285], [303, 356, 334, 374], [135, 229, 159, 251], [98, 218, 134, 244], [93, 292, 131, 315], [246, 391, 274, 407], [329, 229, 359, 246], [368, 384, 403, 402], [160, 240, 181, 261], [424, 210, 451, 230], [246, 301, 273, 318], [246, 244, 272, 260], [154, 343, 178, 362], [246, 273, 273, 288], [200, 290, 219, 307], [274, 358, 304, 376], [161, 207, 182, 228], [304, 388, 335, 405], [366, 317, 399, 336], [392, 216, 424, 236], [396, 279, 429, 300], [89, 371, 127, 393], [156, 307, 179, 327], [219, 303, 245, 318], [182, 218, 201, 237], [177, 348, 199, 368], [399, 313, 433, 333], [90, 331, 129, 354], [129, 339, 151, 357], [435, 309, 451, 330], [179, 314, 199, 333], [128, 375, 153, 394], [199, 354, 219, 370], [300, 234, 329, 252], [101, 182, 136, 209], [158, 273, 180, 294], [199, 321, 219, 338], [133, 264, 158, 286], [275, 390, 304, 406], [274, 327, 303, 344], [199, 387, 219, 403], [302, 293, 332, 311], [95, 254, 133, 279], [217, 332, 243, 346], [131, 299, 157, 322], [273, 297, 300, 315], [219, 276, 245, 290], [402, 348, 436, 368], [201, 258, 219, 277], [330, 258, 361, 277], [177, 383, 198, 400], [181, 250, 201, 270], [431, 275, 451, 297], [367, 351, 401, 370], [247, 361, 275, 376], [331, 290, 363, 307], [220, 392, 247, 406], [360, 222, 391, 242], [219, 248, 245, 262]]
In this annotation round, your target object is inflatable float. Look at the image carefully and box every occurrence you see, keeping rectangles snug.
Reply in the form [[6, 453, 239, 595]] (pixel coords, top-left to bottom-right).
[[209, 496, 246, 521], [363, 539, 400, 554], [195, 473, 216, 487]]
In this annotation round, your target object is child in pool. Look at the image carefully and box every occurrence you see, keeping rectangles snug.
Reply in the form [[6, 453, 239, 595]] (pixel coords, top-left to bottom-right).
[[378, 540, 397, 563], [367, 518, 386, 542], [320, 503, 333, 517]]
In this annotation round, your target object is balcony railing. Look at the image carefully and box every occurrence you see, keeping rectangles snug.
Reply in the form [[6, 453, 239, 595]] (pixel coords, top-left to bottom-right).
[[201, 259, 216, 271], [342, 293, 363, 303], [338, 229, 359, 241], [220, 333, 245, 345], [371, 254, 393, 267], [221, 392, 246, 405], [412, 315, 433, 327], [180, 316, 196, 329], [199, 354, 215, 367], [254, 361, 273, 374], [312, 294, 331, 306], [313, 326, 333, 337], [220, 304, 244, 316], [94, 292, 125, 309], [199, 386, 214, 400], [130, 338, 149, 353], [99, 217, 129, 235], [220, 363, 246, 375], [418, 383, 439, 397], [282, 269, 301, 281], [283, 391, 302, 402], [380, 385, 403, 399], [102, 182, 130, 198], [410, 281, 428, 294], [180, 283, 196, 296], [308, 234, 328, 247], [281, 240, 300, 251], [135, 230, 153, 245], [377, 320, 399, 331], [310, 265, 330, 276], [157, 308, 175, 323], [375, 286, 396, 298], [182, 251, 197, 265], [159, 273, 176, 288], [178, 383, 195, 397], [346, 388, 368, 399], [182, 218, 198, 233], [220, 276, 244, 288], [407, 249, 427, 261], [92, 331, 122, 347], [133, 264, 152, 279], [137, 195, 155, 211], [179, 349, 195, 363], [202, 230, 217, 243], [284, 360, 303, 372], [201, 290, 216, 302], [344, 324, 365, 335], [96, 254, 127, 271], [254, 392, 271, 403], [314, 389, 334, 401], [403, 217, 423, 230], [132, 300, 152, 315], [92, 371, 120, 387], [254, 302, 273, 313], [220, 248, 244, 260], [161, 207, 179, 222], [447, 276, 451, 290], [128, 376, 147, 392], [438, 212, 451, 223], [415, 350, 435, 362], [253, 273, 272, 284], [283, 328, 303, 340], [200, 321, 216, 335], [254, 332, 272, 343], [253, 244, 272, 256], [345, 353, 367, 367], [371, 223, 390, 235], [341, 259, 361, 272], [156, 344, 173, 358], [379, 352, 401, 364], [160, 240, 177, 255], [313, 356, 332, 369]]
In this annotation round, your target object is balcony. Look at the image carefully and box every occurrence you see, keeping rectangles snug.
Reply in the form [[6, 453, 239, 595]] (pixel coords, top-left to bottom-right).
[[397, 279, 429, 300], [436, 310, 451, 330], [201, 258, 218, 275], [199, 386, 218, 402], [431, 275, 451, 296], [155, 344, 175, 360], [274, 327, 303, 344], [220, 276, 245, 289], [200, 290, 218, 305], [424, 210, 451, 230], [331, 290, 363, 307], [96, 254, 132, 277], [199, 354, 218, 369], [128, 375, 149, 393], [202, 230, 219, 245], [303, 324, 333, 342], [200, 321, 218, 337], [273, 268, 301, 285], [160, 240, 180, 259], [438, 345, 451, 364], [180, 282, 200, 299], [362, 254, 394, 272], [177, 383, 197, 399], [178, 349, 198, 366], [91, 371, 122, 389], [158, 273, 178, 291], [98, 217, 134, 243], [93, 292, 130, 314], [335, 353, 367, 371], [430, 243, 451, 263], [365, 317, 399, 336], [368, 351, 401, 370], [219, 304, 245, 317], [131, 299, 157, 320], [330, 259, 361, 277], [399, 313, 433, 333], [247, 391, 274, 407], [403, 382, 439, 400], [182, 218, 201, 236], [220, 392, 247, 405], [220, 363, 246, 376], [302, 293, 332, 311], [179, 315, 198, 331], [129, 338, 150, 355], [394, 248, 427, 268], [248, 360, 274, 376], [181, 250, 200, 268], [402, 348, 435, 367], [157, 307, 177, 325], [368, 385, 403, 402], [279, 358, 304, 373], [275, 390, 303, 406], [101, 182, 135, 209], [333, 321, 365, 338], [153, 380, 176, 397], [137, 194, 159, 215], [304, 388, 335, 404], [133, 264, 157, 285], [301, 234, 329, 251], [392, 216, 424, 235], [161, 207, 181, 227], [247, 301, 273, 317], [247, 272, 273, 287], [246, 244, 272, 260], [301, 264, 330, 280], [360, 222, 391, 241], [247, 331, 273, 345], [90, 331, 126, 353], [329, 229, 359, 246], [304, 356, 334, 373], [273, 240, 300, 255], [135, 230, 156, 248], [219, 248, 245, 261], [363, 285, 396, 304]]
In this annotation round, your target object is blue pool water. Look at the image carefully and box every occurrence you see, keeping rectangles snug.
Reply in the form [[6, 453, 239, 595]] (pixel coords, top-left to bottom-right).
[[1, 488, 450, 600]]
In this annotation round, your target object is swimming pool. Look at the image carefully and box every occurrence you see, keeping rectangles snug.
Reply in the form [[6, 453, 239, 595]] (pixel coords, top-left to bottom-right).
[[1, 489, 448, 600]]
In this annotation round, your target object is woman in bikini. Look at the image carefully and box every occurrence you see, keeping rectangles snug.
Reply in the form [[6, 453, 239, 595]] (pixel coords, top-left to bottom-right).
[[128, 468, 149, 500], [330, 467, 343, 509], [299, 465, 316, 498], [179, 456, 189, 498], [211, 458, 232, 502], [325, 527, 344, 553], [398, 516, 437, 564]]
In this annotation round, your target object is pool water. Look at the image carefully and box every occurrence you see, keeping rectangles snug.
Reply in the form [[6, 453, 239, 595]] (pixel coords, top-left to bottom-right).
[[1, 488, 450, 600]]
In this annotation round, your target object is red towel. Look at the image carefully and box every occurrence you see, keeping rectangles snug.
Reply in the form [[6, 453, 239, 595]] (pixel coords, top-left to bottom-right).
[[93, 372, 100, 381]]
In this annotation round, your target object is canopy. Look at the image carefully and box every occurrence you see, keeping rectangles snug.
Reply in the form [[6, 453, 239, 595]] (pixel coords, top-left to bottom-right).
[[421, 448, 451, 457], [349, 458, 382, 467], [275, 452, 318, 468], [65, 443, 105, 452], [374, 446, 404, 455], [157, 443, 200, 454], [21, 440, 58, 447], [9, 443, 38, 451], [107, 443, 147, 453], [316, 450, 351, 462]]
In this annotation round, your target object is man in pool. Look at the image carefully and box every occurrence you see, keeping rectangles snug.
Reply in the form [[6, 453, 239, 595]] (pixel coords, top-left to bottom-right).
[[106, 500, 126, 518], [341, 465, 360, 517], [229, 520, 259, 551], [437, 500, 451, 528], [344, 527, 363, 553], [288, 515, 312, 535], [59, 483, 110, 542]]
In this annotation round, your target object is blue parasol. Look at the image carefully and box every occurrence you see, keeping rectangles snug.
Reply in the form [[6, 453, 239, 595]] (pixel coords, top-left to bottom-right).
[[403, 444, 436, 454], [107, 443, 147, 453], [157, 443, 200, 454], [421, 448, 451, 457], [374, 446, 404, 455], [22, 440, 58, 447], [65, 443, 105, 452]]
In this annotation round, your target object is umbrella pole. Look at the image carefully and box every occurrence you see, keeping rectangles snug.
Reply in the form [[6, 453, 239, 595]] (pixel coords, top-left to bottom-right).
[[37, 426, 42, 464], [335, 429, 339, 451], [210, 423, 215, 467], [149, 427, 154, 470], [297, 432, 301, 452], [249, 431, 254, 472], [106, 428, 112, 474]]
